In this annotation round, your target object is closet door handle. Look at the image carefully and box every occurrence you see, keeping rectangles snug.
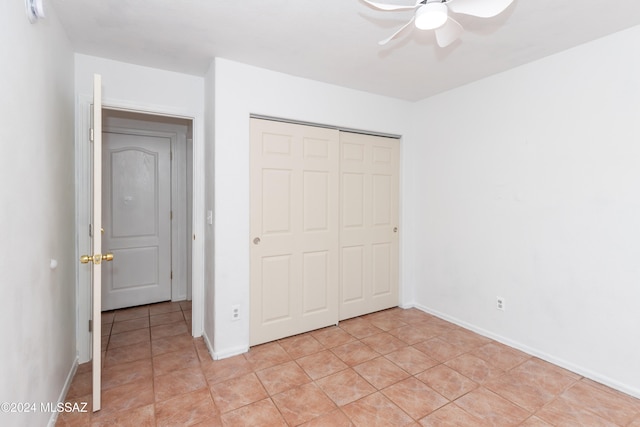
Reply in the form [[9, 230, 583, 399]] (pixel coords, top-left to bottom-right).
[[253, 237, 261, 245]]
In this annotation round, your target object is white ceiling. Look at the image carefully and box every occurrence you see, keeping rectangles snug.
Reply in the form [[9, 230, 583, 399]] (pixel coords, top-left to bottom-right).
[[50, 0, 640, 101]]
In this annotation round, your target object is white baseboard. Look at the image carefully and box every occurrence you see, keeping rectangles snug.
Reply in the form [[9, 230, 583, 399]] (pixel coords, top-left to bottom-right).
[[47, 356, 79, 427], [212, 344, 250, 360], [201, 331, 215, 361], [399, 301, 416, 309], [413, 303, 640, 400], [201, 331, 249, 361]]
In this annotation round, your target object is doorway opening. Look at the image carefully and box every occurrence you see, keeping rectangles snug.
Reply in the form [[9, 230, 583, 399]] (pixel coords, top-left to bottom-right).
[[101, 109, 194, 310]]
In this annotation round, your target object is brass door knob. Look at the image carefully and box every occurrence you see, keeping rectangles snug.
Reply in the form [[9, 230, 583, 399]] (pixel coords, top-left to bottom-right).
[[80, 253, 114, 264]]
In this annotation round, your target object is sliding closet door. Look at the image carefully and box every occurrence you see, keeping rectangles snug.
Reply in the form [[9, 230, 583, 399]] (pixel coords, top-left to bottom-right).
[[250, 119, 340, 346], [339, 132, 399, 320]]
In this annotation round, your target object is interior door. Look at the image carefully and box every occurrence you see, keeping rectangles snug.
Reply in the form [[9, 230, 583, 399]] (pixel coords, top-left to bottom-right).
[[250, 119, 340, 346], [79, 74, 108, 412], [339, 132, 399, 320], [102, 131, 172, 310], [90, 74, 104, 412]]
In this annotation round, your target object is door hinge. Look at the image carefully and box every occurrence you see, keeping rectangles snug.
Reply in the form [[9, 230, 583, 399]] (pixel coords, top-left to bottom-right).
[[170, 151, 173, 161], [90, 128, 94, 142], [170, 271, 173, 280], [170, 211, 173, 220], [89, 224, 93, 237], [89, 319, 93, 332]]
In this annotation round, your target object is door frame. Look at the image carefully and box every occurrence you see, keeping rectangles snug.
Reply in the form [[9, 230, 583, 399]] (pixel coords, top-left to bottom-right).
[[75, 95, 205, 362]]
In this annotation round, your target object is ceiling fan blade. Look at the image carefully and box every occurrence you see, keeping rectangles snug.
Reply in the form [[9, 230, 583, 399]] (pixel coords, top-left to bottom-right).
[[434, 17, 463, 47], [447, 0, 514, 18], [378, 16, 416, 45], [361, 0, 421, 12]]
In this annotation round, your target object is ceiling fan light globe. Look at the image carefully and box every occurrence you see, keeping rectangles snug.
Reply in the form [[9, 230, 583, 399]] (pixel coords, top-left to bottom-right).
[[415, 3, 448, 30]]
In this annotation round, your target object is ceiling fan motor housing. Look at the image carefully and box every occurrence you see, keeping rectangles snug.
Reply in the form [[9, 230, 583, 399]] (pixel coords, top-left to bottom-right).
[[415, 2, 449, 30]]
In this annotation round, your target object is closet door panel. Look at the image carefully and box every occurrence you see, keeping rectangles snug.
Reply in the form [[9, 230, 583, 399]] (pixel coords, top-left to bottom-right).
[[250, 119, 340, 346], [339, 132, 399, 320]]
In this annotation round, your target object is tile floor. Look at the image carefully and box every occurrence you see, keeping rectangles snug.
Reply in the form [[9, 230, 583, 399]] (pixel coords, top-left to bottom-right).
[[57, 303, 640, 426]]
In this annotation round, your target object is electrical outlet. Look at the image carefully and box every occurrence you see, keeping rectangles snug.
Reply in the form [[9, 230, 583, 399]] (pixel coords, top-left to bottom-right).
[[231, 305, 240, 321], [496, 297, 505, 311]]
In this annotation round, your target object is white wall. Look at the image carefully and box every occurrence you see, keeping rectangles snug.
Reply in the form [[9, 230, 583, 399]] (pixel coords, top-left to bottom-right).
[[409, 25, 640, 397], [75, 55, 205, 114], [74, 55, 206, 360], [0, 2, 75, 426], [210, 58, 413, 357]]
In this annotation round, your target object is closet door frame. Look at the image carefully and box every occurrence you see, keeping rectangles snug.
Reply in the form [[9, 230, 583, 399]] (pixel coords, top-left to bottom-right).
[[249, 117, 400, 345]]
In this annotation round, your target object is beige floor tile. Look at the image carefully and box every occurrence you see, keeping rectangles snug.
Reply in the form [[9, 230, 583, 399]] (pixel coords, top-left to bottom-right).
[[454, 387, 530, 426], [413, 337, 467, 363], [339, 317, 384, 339], [272, 383, 337, 426], [210, 373, 268, 413], [202, 353, 254, 385], [416, 364, 478, 401], [353, 356, 411, 390], [331, 341, 380, 366], [102, 358, 153, 391], [278, 333, 325, 359], [108, 328, 150, 350], [367, 315, 409, 332], [93, 377, 155, 419], [151, 332, 194, 356], [342, 392, 413, 426], [536, 394, 618, 427], [150, 321, 189, 340], [316, 368, 376, 406], [66, 371, 93, 399], [311, 326, 356, 348], [111, 317, 150, 334], [152, 345, 200, 377], [361, 332, 408, 355], [243, 341, 291, 371], [154, 366, 207, 402], [113, 306, 149, 322], [104, 341, 151, 367], [220, 398, 287, 427], [385, 346, 439, 375], [154, 389, 217, 427], [255, 360, 311, 395], [382, 377, 448, 419], [560, 381, 638, 426], [471, 342, 531, 371], [297, 350, 349, 380], [300, 408, 353, 426], [445, 353, 505, 384], [62, 304, 640, 426], [90, 403, 155, 427], [419, 403, 490, 427], [150, 311, 186, 327], [388, 325, 439, 345], [148, 301, 182, 316]]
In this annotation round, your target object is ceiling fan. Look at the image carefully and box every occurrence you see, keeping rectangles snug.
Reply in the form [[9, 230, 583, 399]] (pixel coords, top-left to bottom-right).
[[361, 0, 514, 47]]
